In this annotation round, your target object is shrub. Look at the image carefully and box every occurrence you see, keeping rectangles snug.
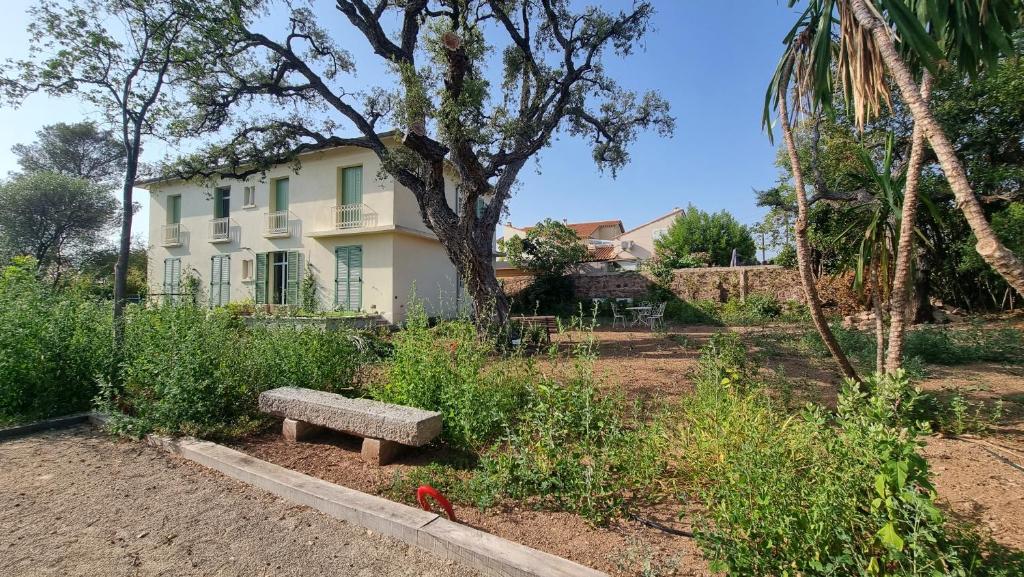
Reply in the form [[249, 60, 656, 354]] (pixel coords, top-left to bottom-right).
[[720, 293, 782, 325], [475, 358, 669, 523], [109, 303, 367, 438], [0, 258, 112, 424], [676, 338, 1007, 576], [371, 303, 531, 452]]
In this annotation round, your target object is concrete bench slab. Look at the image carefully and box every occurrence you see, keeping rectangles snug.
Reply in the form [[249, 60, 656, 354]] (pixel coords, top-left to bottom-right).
[[258, 387, 442, 465]]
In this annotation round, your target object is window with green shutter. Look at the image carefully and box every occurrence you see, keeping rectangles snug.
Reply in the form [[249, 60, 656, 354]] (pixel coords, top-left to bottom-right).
[[163, 258, 181, 304], [255, 253, 268, 305], [210, 255, 230, 307], [167, 195, 181, 224], [340, 166, 363, 206], [272, 178, 289, 212], [334, 245, 362, 311], [285, 251, 303, 306]]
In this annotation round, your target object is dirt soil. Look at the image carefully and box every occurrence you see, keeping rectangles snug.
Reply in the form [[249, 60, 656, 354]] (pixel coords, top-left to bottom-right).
[[0, 426, 477, 577], [233, 428, 708, 576], [232, 323, 1024, 575]]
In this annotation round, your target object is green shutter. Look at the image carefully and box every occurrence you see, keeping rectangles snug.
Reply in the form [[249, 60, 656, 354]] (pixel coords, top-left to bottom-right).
[[168, 195, 181, 224], [335, 246, 362, 311], [255, 253, 268, 305], [210, 255, 231, 307], [210, 256, 221, 307], [341, 166, 363, 205], [274, 178, 289, 211], [285, 251, 301, 306], [349, 247, 362, 311], [476, 196, 485, 218]]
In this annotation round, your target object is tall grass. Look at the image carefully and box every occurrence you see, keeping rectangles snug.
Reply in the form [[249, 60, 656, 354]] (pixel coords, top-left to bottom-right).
[[0, 258, 113, 424], [106, 304, 369, 438], [674, 335, 1019, 576]]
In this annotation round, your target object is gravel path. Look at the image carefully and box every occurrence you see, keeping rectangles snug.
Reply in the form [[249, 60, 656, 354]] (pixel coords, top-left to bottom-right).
[[0, 426, 478, 577]]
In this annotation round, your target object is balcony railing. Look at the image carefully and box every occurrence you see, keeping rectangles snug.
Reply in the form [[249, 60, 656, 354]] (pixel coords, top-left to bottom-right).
[[264, 211, 291, 238], [333, 203, 378, 229], [209, 217, 232, 242], [161, 223, 182, 246]]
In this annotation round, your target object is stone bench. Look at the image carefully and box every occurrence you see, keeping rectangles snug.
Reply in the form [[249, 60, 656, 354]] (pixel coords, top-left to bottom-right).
[[258, 387, 442, 465]]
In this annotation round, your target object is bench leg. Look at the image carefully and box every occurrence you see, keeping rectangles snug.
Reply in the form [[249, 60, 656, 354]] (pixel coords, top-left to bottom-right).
[[361, 438, 402, 466], [282, 418, 321, 442]]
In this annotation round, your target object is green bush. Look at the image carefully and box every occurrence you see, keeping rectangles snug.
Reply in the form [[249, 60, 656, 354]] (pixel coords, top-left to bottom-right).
[[371, 303, 531, 452], [475, 358, 669, 523], [677, 337, 1011, 576], [905, 325, 1023, 365], [0, 258, 112, 424], [109, 303, 367, 438], [720, 293, 782, 325]]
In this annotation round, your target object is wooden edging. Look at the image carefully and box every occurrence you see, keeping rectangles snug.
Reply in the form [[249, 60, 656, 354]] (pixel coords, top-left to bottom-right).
[[83, 414, 603, 577], [0, 412, 92, 440]]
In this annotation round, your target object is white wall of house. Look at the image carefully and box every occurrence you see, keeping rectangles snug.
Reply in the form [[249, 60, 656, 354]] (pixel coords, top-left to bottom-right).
[[145, 144, 465, 323], [614, 208, 683, 262]]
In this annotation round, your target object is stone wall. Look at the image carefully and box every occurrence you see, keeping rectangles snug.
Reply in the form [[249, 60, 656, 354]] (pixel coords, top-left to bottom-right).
[[668, 265, 805, 303], [500, 266, 860, 311]]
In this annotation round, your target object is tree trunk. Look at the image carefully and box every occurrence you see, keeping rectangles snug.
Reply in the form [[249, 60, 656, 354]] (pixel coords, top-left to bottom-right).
[[852, 0, 1024, 297], [870, 258, 885, 374], [112, 155, 137, 366], [885, 72, 933, 373], [778, 70, 860, 381]]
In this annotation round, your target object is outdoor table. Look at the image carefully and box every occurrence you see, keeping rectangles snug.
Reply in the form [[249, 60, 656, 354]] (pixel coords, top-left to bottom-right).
[[625, 306, 652, 327]]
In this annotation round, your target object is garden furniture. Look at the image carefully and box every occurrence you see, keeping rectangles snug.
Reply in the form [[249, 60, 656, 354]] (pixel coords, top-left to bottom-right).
[[626, 305, 652, 327], [647, 302, 667, 330], [512, 315, 558, 343], [259, 387, 442, 465], [610, 301, 627, 329]]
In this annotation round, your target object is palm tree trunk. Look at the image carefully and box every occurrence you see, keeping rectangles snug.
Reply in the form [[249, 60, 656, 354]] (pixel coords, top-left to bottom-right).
[[778, 72, 860, 381], [870, 258, 885, 374], [885, 72, 933, 373], [852, 0, 1024, 296]]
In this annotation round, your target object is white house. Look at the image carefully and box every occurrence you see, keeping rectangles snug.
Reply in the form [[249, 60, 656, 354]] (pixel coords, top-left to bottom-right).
[[144, 137, 469, 323]]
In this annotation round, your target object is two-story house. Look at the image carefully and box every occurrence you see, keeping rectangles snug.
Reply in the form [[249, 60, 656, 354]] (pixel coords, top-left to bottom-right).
[[144, 138, 468, 323]]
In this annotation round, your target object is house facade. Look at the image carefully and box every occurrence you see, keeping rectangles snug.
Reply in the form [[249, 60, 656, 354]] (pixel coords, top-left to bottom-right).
[[145, 142, 468, 323], [497, 209, 682, 275]]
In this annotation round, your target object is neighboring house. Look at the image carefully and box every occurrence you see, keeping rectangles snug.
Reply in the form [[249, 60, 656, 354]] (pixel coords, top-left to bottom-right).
[[498, 209, 682, 275], [144, 136, 471, 323]]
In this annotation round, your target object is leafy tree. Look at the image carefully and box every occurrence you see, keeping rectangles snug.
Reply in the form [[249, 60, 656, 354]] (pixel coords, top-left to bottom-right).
[[501, 219, 588, 277], [2, 0, 210, 353], [11, 121, 126, 185], [167, 0, 673, 324], [75, 240, 148, 299], [0, 171, 118, 279], [654, 205, 755, 268]]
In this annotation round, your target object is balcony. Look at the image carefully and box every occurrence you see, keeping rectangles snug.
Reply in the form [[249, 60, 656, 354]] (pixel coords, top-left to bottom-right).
[[264, 211, 292, 238], [209, 217, 234, 243], [309, 204, 382, 238], [161, 223, 183, 247]]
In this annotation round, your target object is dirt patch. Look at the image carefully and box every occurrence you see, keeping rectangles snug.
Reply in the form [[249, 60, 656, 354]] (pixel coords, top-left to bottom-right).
[[233, 428, 709, 576], [0, 426, 476, 577]]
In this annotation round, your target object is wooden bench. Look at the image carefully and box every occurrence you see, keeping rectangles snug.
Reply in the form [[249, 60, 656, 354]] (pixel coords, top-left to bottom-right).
[[258, 387, 442, 465], [512, 315, 558, 344]]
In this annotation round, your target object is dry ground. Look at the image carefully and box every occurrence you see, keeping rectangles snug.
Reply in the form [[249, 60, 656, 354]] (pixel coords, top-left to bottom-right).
[[0, 426, 477, 577]]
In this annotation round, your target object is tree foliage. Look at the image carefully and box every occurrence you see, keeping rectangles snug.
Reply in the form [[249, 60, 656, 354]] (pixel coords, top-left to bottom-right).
[[0, 171, 118, 275], [654, 205, 755, 268], [11, 121, 126, 185], [501, 219, 588, 277]]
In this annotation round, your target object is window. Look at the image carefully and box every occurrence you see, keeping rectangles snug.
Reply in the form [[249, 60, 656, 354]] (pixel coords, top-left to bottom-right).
[[254, 250, 302, 305], [163, 258, 181, 303], [243, 185, 256, 208], [214, 187, 230, 219], [335, 245, 363, 311], [339, 166, 363, 206], [241, 258, 254, 281], [272, 178, 289, 212], [167, 195, 181, 224], [210, 255, 231, 307], [652, 228, 668, 241]]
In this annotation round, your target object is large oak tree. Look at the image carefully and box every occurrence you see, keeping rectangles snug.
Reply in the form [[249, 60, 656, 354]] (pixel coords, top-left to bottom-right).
[[172, 0, 673, 323]]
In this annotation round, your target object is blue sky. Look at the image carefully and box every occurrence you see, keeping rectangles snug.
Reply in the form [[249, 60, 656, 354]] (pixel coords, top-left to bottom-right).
[[0, 1, 802, 240]]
